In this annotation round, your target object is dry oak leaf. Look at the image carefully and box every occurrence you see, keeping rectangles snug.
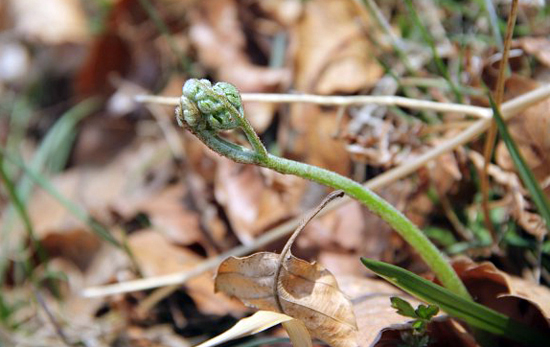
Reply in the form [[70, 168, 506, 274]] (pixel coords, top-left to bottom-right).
[[214, 191, 358, 347]]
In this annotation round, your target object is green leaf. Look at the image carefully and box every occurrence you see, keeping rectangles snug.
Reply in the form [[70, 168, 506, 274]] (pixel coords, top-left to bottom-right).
[[390, 296, 418, 318], [416, 304, 439, 320], [412, 320, 426, 331], [361, 257, 550, 347], [489, 95, 550, 234]]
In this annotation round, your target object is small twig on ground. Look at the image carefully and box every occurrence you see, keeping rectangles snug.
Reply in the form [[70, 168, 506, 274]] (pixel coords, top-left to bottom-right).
[[83, 83, 550, 299], [136, 93, 491, 119]]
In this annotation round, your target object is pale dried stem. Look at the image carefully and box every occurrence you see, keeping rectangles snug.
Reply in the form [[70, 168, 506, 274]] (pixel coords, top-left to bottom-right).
[[135, 93, 491, 119], [82, 83, 550, 298]]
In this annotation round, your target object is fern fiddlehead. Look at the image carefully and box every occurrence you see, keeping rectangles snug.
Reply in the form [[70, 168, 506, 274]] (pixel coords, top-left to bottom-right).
[[176, 78, 472, 300], [176, 79, 267, 163]]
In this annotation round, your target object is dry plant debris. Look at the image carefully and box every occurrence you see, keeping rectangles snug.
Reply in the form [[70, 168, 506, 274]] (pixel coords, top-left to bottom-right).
[[1, 0, 550, 346], [215, 191, 358, 347]]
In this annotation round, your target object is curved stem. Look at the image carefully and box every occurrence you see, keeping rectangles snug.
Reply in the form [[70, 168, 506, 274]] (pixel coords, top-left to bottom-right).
[[264, 154, 471, 299], [177, 79, 472, 300]]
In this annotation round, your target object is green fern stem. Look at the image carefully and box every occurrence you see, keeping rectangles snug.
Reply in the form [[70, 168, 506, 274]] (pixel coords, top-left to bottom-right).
[[176, 78, 471, 300]]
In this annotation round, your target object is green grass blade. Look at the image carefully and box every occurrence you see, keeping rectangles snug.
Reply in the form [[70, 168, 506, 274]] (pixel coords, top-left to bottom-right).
[[0, 98, 100, 281], [1, 98, 100, 230], [0, 149, 121, 248], [0, 155, 46, 264], [361, 258, 550, 346], [489, 96, 550, 234]]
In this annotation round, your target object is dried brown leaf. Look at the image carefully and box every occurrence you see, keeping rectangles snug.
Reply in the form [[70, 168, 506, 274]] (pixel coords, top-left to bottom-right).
[[129, 230, 244, 316], [214, 158, 305, 244], [284, 105, 352, 175], [291, 0, 380, 94], [214, 191, 358, 347], [133, 185, 203, 247], [453, 258, 550, 329], [188, 0, 289, 93]]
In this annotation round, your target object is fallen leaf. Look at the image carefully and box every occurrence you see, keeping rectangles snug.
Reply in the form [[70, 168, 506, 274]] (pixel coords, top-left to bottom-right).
[[214, 157, 305, 245], [214, 191, 358, 347], [75, 32, 131, 97], [128, 229, 243, 316], [133, 185, 203, 248], [187, 0, 290, 132], [283, 105, 352, 175], [336, 276, 423, 346], [299, 181, 423, 272], [284, 0, 383, 172], [291, 0, 380, 94], [128, 229, 201, 276], [188, 0, 290, 93], [453, 258, 550, 330], [256, 0, 303, 27], [470, 150, 546, 238]]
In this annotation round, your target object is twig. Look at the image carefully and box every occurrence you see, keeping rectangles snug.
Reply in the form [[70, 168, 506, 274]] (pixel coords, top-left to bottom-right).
[[82, 82, 550, 298], [481, 0, 519, 245], [135, 93, 491, 119]]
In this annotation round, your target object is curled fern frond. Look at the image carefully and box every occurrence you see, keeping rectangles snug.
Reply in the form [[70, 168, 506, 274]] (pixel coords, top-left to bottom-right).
[[178, 79, 242, 131], [176, 79, 267, 163], [174, 78, 471, 300]]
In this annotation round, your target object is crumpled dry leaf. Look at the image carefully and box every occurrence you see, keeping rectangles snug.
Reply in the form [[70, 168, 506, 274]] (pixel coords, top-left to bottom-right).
[[214, 191, 358, 347], [453, 258, 550, 330]]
